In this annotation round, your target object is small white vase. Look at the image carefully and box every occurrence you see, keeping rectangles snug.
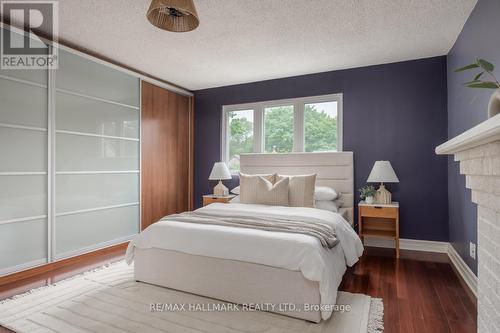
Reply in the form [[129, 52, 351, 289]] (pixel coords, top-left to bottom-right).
[[365, 196, 374, 204], [488, 89, 500, 118]]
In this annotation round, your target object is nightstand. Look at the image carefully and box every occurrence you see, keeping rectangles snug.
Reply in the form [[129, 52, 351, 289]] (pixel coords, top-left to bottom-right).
[[202, 194, 236, 206], [358, 201, 400, 258]]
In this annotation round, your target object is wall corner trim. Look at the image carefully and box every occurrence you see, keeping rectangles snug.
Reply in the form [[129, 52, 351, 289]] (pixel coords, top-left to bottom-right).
[[447, 243, 478, 297], [364, 237, 478, 297]]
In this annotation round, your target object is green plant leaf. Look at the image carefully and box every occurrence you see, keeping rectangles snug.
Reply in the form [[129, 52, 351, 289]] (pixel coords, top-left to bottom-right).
[[478, 59, 494, 72], [454, 63, 480, 72], [474, 72, 484, 81], [466, 81, 500, 89], [464, 80, 481, 85]]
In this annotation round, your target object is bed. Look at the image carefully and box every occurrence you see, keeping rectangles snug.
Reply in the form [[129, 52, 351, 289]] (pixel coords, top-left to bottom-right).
[[126, 152, 363, 323]]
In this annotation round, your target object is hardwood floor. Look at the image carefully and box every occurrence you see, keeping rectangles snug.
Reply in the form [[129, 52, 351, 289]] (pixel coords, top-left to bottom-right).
[[340, 247, 477, 333], [0, 247, 476, 333]]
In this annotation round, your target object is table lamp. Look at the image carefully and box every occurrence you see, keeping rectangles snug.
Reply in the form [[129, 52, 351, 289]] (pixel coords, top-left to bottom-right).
[[209, 162, 232, 196], [367, 160, 399, 204]]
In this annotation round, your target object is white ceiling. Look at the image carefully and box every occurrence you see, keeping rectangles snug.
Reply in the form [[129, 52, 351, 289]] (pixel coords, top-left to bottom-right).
[[14, 0, 478, 90]]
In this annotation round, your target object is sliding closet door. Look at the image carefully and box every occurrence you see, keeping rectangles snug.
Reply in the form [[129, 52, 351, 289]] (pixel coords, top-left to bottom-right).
[[141, 81, 193, 230], [54, 49, 140, 259], [0, 29, 48, 274]]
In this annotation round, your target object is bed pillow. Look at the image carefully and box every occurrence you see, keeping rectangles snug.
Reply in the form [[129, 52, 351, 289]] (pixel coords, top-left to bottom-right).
[[239, 173, 276, 204], [255, 177, 289, 206], [231, 186, 240, 195], [332, 193, 344, 208], [315, 200, 340, 212], [314, 186, 338, 201], [276, 174, 317, 208], [229, 195, 240, 203]]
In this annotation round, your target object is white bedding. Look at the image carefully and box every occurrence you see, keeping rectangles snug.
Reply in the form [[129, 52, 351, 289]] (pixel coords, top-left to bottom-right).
[[126, 203, 363, 320]]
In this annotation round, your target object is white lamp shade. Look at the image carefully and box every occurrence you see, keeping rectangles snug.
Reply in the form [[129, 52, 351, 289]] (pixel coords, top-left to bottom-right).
[[209, 162, 232, 180], [367, 161, 399, 183]]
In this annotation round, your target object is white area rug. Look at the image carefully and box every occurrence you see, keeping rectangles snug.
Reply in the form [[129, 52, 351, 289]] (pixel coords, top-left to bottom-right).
[[0, 261, 383, 333]]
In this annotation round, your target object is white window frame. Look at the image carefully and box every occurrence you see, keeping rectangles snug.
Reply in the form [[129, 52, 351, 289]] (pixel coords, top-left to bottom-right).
[[221, 93, 343, 172]]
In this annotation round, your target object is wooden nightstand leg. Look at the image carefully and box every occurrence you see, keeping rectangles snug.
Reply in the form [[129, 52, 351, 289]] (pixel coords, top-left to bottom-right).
[[396, 238, 400, 258], [396, 214, 400, 258], [358, 207, 364, 245]]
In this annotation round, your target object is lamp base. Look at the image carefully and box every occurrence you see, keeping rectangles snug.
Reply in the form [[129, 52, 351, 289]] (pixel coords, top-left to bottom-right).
[[213, 180, 229, 196], [375, 184, 391, 204]]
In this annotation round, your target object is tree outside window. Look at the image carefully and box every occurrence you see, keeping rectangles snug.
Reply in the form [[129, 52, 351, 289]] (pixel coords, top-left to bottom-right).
[[304, 101, 337, 152], [264, 105, 294, 153], [224, 95, 341, 172], [228, 110, 253, 172]]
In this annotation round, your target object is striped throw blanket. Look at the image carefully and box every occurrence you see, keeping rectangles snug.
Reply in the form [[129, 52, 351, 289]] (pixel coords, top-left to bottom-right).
[[161, 211, 339, 249]]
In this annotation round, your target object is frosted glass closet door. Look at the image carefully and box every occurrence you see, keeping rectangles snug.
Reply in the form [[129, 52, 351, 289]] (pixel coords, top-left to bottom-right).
[[55, 49, 140, 259], [0, 27, 48, 274]]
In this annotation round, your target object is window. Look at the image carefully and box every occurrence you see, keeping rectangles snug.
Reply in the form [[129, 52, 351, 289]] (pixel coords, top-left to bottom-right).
[[226, 110, 254, 172], [304, 101, 338, 152], [264, 105, 294, 153], [222, 94, 342, 173]]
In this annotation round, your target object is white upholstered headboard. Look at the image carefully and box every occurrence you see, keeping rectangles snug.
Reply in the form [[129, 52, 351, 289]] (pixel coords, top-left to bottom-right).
[[240, 152, 354, 225]]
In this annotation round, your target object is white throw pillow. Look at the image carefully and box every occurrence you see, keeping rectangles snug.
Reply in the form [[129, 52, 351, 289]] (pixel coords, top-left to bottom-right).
[[314, 186, 338, 201], [255, 177, 289, 206], [315, 200, 340, 212], [239, 173, 276, 204], [229, 195, 240, 203], [276, 174, 317, 208], [231, 186, 240, 195]]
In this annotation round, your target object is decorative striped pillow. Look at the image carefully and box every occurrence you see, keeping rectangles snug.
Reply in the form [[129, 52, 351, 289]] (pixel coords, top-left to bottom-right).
[[276, 174, 317, 208], [239, 173, 276, 204], [255, 176, 289, 206]]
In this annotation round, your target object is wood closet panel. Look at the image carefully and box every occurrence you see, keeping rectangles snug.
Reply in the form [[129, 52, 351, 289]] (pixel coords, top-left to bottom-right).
[[141, 81, 193, 230]]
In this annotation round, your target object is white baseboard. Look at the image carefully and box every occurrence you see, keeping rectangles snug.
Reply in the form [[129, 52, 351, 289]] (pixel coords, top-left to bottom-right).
[[364, 237, 478, 297], [447, 244, 478, 297], [363, 237, 449, 253]]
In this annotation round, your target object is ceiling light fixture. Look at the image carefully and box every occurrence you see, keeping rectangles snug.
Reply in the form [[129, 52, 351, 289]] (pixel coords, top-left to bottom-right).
[[147, 0, 199, 32]]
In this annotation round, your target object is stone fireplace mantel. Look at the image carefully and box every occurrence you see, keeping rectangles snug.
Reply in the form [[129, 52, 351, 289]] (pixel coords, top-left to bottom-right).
[[436, 114, 500, 155], [436, 114, 500, 333]]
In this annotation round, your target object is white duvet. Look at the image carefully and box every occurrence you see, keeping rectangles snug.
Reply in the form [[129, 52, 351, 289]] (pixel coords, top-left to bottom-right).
[[126, 203, 363, 320]]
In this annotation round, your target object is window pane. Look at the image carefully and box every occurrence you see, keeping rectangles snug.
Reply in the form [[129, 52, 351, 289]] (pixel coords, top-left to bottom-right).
[[227, 110, 254, 172], [305, 101, 338, 152], [264, 105, 293, 153]]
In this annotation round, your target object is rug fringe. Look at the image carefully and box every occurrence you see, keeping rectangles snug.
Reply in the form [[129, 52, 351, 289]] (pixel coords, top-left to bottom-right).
[[0, 259, 125, 305], [368, 297, 384, 333]]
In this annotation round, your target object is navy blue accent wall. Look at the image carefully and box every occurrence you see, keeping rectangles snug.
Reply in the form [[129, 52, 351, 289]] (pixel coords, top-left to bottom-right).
[[194, 56, 449, 241], [447, 0, 500, 275]]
